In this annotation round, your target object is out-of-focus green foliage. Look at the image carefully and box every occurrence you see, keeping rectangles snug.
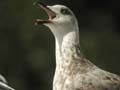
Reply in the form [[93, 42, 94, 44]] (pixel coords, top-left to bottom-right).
[[0, 0, 120, 90]]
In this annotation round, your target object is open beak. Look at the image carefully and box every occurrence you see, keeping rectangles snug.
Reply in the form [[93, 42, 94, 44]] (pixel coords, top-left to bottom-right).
[[34, 1, 56, 25]]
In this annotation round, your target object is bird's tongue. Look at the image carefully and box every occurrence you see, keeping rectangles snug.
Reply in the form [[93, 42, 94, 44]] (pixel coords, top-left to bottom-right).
[[34, 1, 56, 25]]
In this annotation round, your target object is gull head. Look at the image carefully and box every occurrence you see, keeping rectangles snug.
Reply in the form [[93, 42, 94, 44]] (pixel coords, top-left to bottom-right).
[[34, 1, 79, 41]]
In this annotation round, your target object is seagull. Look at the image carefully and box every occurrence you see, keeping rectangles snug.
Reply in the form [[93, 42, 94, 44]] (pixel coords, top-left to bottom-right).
[[34, 1, 120, 90], [0, 74, 14, 90]]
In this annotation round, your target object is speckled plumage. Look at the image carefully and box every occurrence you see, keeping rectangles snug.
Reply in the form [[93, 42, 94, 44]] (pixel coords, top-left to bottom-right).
[[53, 32, 120, 90], [35, 2, 120, 90]]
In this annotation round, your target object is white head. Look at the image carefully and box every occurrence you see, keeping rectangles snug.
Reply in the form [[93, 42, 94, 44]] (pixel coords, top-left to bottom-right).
[[34, 1, 79, 45]]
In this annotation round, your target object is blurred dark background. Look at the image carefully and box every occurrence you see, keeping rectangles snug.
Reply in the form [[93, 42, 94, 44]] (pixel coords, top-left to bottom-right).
[[0, 0, 120, 90]]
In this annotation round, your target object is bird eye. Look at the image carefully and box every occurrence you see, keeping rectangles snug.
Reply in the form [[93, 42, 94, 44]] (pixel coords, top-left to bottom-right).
[[61, 8, 71, 15]]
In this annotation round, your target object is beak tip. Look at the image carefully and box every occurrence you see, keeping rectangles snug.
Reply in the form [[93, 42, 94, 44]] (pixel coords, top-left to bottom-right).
[[33, 1, 46, 7], [34, 21, 38, 26], [33, 1, 38, 6]]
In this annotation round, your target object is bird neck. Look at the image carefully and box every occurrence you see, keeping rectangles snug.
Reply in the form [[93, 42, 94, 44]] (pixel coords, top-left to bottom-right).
[[55, 31, 83, 66], [55, 31, 95, 75]]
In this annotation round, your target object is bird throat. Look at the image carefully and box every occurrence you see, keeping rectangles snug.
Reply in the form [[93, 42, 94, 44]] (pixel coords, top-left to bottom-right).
[[55, 31, 81, 66]]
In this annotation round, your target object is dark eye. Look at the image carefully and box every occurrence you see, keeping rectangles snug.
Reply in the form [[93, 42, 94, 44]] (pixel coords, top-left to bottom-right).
[[61, 8, 71, 15]]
